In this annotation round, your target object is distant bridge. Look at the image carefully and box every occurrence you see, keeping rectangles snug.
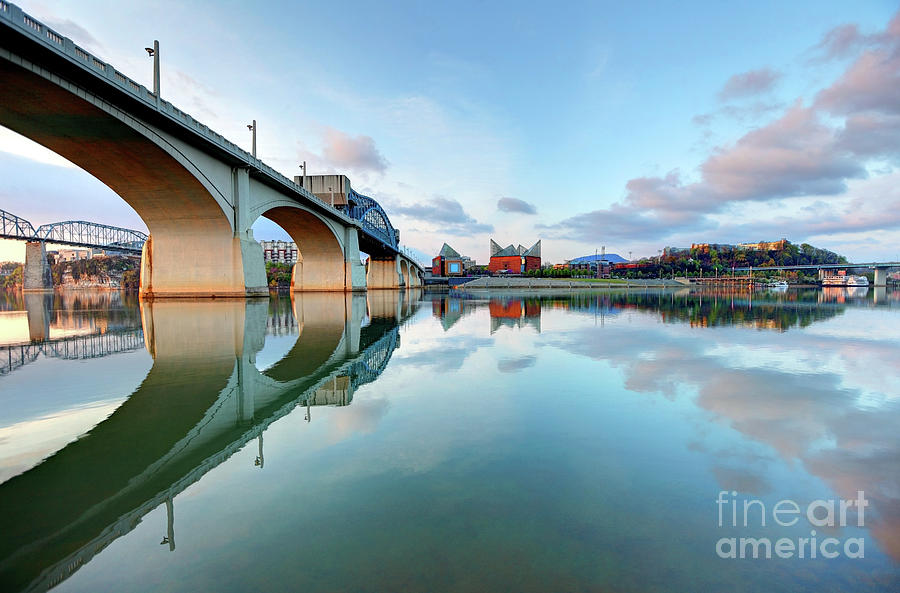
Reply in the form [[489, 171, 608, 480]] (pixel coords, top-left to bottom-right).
[[0, 208, 147, 253], [734, 261, 900, 286], [0, 3, 423, 296]]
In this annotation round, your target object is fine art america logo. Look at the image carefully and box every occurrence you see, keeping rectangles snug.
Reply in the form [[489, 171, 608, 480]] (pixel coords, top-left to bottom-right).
[[715, 490, 868, 559]]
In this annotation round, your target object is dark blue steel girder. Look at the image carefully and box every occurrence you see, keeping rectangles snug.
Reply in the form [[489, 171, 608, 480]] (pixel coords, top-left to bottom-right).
[[342, 189, 398, 251]]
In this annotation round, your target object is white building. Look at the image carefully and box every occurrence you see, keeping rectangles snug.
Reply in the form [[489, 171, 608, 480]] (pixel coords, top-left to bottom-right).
[[56, 249, 92, 262], [260, 240, 298, 264]]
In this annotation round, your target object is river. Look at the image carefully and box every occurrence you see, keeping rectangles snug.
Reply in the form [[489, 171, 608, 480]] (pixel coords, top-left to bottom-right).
[[0, 287, 898, 592]]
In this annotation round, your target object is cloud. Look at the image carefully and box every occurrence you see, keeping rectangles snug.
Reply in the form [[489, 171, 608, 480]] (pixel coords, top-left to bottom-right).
[[497, 197, 536, 214], [41, 17, 105, 55], [809, 24, 869, 62], [299, 127, 389, 176], [717, 68, 781, 101], [701, 101, 865, 200], [320, 127, 388, 174], [393, 196, 493, 235], [815, 42, 900, 116], [542, 10, 900, 246]]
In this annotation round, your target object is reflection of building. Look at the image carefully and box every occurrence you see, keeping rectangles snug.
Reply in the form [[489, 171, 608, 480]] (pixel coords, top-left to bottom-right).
[[489, 298, 541, 333], [488, 239, 541, 274], [431, 296, 478, 330], [432, 243, 470, 277], [260, 240, 298, 264]]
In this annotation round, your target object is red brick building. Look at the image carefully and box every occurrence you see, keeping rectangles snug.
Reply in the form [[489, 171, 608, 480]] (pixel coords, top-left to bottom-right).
[[488, 239, 541, 274], [432, 243, 466, 276]]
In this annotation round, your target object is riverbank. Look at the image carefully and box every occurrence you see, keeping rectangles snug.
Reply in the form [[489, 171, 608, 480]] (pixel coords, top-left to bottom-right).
[[452, 277, 683, 290]]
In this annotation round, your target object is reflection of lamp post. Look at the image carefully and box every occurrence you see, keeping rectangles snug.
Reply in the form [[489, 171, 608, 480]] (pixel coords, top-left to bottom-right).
[[328, 186, 334, 207], [247, 120, 257, 158], [254, 434, 264, 468]]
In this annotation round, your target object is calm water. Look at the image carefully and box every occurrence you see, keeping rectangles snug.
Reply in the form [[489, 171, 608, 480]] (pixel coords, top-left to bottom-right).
[[0, 287, 898, 592]]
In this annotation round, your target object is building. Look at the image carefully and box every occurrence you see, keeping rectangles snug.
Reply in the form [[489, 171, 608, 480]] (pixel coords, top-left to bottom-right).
[[690, 239, 789, 254], [566, 252, 628, 277], [56, 249, 92, 262], [260, 240, 298, 264], [432, 243, 469, 277], [488, 239, 541, 274]]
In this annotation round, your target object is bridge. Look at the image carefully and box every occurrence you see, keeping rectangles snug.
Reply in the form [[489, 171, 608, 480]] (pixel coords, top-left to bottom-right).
[[0, 2, 423, 296], [733, 261, 900, 286], [0, 292, 421, 592], [0, 208, 148, 289]]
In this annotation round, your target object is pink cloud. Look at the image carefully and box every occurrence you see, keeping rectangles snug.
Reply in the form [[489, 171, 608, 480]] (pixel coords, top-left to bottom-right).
[[320, 127, 388, 174], [542, 10, 900, 245], [717, 68, 781, 101]]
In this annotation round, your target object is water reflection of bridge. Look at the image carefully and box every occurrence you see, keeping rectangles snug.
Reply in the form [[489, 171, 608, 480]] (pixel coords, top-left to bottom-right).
[[0, 329, 145, 375], [0, 290, 421, 593]]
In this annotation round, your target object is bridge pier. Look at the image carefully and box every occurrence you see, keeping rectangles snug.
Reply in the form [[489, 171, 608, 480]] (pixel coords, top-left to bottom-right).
[[23, 241, 52, 291], [874, 267, 887, 287], [367, 256, 401, 289]]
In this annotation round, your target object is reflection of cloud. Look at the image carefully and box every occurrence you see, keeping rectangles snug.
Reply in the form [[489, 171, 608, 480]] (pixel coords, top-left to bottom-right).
[[497, 355, 536, 373], [545, 299, 900, 560], [394, 336, 493, 372], [710, 465, 771, 496], [327, 397, 390, 443]]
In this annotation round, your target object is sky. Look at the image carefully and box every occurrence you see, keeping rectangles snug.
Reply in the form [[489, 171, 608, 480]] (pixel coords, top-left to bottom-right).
[[1, 0, 899, 264]]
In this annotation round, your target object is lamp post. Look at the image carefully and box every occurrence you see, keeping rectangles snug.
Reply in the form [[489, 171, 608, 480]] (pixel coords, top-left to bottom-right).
[[328, 186, 334, 207], [247, 120, 257, 158], [298, 161, 306, 188], [144, 41, 160, 107]]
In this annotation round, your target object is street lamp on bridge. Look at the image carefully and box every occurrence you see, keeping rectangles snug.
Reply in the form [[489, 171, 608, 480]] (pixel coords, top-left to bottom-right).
[[247, 120, 257, 158], [144, 40, 160, 107]]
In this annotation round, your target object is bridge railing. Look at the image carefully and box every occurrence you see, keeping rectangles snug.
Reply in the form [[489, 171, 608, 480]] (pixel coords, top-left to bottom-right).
[[1, 2, 415, 255], [0, 2, 356, 228]]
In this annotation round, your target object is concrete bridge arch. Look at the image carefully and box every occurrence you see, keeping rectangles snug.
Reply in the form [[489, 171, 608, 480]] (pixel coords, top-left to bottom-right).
[[0, 5, 424, 297]]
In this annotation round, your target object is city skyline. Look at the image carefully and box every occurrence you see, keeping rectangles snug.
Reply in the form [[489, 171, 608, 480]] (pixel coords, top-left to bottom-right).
[[1, 0, 898, 264]]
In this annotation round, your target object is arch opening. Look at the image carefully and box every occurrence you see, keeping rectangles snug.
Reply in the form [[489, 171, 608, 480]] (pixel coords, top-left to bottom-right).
[[261, 206, 350, 292], [0, 59, 260, 297]]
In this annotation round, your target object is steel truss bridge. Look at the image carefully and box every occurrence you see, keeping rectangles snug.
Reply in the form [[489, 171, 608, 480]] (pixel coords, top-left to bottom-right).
[[0, 208, 147, 253], [342, 188, 399, 252], [0, 329, 146, 376]]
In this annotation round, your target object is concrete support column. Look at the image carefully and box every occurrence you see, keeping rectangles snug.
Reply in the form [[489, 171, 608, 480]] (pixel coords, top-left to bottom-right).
[[873, 267, 887, 287], [818, 269, 826, 281], [344, 227, 367, 291], [138, 169, 267, 299], [367, 256, 401, 289], [24, 241, 52, 291]]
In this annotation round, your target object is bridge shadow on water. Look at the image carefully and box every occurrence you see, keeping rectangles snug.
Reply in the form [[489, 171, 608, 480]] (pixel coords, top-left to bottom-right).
[[0, 289, 422, 593]]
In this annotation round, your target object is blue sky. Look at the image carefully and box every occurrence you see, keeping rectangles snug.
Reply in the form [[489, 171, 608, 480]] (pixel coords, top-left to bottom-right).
[[1, 0, 899, 264]]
